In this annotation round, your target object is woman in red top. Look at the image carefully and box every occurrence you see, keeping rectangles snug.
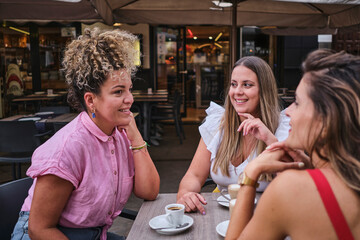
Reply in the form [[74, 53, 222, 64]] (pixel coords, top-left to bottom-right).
[[226, 49, 360, 240]]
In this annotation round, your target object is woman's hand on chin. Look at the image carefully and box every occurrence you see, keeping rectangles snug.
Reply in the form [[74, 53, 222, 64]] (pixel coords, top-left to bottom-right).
[[237, 113, 277, 145], [117, 112, 143, 144]]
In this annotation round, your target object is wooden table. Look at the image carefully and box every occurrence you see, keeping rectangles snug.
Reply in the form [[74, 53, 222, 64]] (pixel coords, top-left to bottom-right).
[[1, 113, 78, 122], [126, 192, 262, 239], [2, 112, 138, 124], [46, 113, 79, 123], [0, 115, 24, 121], [11, 92, 67, 112], [12, 94, 63, 102], [0, 113, 79, 133], [132, 90, 168, 141]]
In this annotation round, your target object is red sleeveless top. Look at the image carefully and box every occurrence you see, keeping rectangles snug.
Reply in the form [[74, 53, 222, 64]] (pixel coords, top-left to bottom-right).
[[307, 169, 354, 240]]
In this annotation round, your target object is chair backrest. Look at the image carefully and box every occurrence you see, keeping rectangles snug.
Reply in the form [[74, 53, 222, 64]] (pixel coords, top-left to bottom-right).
[[0, 121, 40, 153], [39, 106, 70, 114], [0, 177, 33, 239]]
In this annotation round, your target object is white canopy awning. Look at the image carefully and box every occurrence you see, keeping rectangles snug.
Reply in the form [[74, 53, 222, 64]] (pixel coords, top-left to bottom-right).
[[108, 0, 360, 29], [0, 0, 359, 30]]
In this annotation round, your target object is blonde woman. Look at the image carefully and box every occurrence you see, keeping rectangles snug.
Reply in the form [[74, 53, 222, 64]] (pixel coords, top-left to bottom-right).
[[226, 49, 360, 240], [177, 56, 290, 214], [11, 28, 160, 240]]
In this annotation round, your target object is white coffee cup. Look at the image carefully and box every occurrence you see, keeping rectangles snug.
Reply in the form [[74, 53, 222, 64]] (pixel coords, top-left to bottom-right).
[[147, 88, 153, 94], [228, 184, 240, 199], [229, 199, 237, 217], [165, 203, 185, 226], [47, 89, 53, 95]]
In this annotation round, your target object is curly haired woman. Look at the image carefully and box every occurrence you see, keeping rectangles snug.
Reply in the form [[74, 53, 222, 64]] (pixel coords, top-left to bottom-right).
[[11, 28, 160, 240]]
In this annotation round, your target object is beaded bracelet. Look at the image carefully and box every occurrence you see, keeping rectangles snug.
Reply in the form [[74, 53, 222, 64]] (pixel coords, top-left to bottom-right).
[[129, 141, 149, 151]]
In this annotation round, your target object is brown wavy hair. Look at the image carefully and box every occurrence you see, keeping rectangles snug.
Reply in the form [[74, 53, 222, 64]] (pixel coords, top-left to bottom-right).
[[62, 28, 138, 111], [302, 49, 360, 195], [213, 56, 280, 177]]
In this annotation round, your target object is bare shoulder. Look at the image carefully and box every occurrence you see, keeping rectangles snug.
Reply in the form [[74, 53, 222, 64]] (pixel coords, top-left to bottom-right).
[[254, 170, 322, 237], [255, 169, 360, 239], [248, 170, 317, 239], [257, 169, 319, 217], [265, 169, 314, 197]]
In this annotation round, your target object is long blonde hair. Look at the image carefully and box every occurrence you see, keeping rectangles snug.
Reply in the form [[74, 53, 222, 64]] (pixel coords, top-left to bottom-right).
[[213, 56, 280, 177]]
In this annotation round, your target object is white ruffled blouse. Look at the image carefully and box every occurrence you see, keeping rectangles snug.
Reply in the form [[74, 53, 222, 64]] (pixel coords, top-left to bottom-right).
[[199, 102, 290, 192]]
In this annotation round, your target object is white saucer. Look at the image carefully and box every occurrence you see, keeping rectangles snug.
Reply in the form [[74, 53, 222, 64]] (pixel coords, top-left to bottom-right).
[[35, 111, 54, 116], [217, 194, 257, 207], [18, 117, 41, 121], [216, 220, 229, 237], [149, 214, 193, 235], [217, 194, 230, 207]]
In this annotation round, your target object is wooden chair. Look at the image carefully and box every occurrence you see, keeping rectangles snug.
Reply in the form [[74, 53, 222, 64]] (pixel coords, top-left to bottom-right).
[[0, 121, 51, 180], [0, 177, 33, 240]]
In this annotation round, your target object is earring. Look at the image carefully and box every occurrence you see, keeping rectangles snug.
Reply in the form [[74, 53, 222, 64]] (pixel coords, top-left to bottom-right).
[[91, 108, 96, 118]]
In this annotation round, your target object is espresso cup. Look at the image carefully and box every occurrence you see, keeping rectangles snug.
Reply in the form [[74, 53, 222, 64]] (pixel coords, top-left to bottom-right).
[[229, 199, 237, 217], [228, 183, 240, 199], [164, 203, 185, 226]]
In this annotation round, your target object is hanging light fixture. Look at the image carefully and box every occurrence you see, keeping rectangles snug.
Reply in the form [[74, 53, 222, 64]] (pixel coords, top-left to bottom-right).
[[2, 21, 30, 35], [9, 27, 29, 35], [212, 1, 232, 8], [214, 43, 223, 48], [209, 7, 223, 11], [214, 32, 223, 42]]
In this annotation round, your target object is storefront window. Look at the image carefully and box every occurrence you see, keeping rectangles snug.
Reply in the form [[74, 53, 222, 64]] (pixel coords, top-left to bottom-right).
[[156, 27, 179, 91], [185, 26, 230, 107], [0, 25, 75, 95], [38, 27, 74, 89], [0, 26, 30, 97], [242, 27, 269, 61]]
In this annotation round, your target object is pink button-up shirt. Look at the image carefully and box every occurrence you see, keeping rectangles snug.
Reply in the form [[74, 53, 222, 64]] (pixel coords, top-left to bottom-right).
[[22, 111, 134, 240]]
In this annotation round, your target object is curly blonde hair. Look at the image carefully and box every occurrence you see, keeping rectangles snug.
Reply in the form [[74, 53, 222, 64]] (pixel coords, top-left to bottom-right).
[[62, 28, 138, 111]]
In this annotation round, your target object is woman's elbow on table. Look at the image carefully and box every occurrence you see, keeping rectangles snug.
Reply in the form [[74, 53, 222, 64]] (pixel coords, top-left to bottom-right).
[[134, 178, 160, 200], [134, 188, 159, 201]]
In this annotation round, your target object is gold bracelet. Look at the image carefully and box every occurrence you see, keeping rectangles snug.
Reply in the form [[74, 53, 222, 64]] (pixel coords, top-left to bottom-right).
[[239, 172, 259, 188], [129, 141, 149, 151]]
